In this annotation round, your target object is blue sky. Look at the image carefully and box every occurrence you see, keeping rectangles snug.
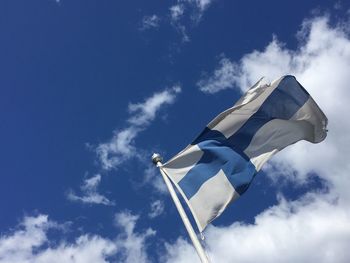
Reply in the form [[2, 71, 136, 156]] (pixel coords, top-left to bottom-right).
[[1, 1, 350, 262]]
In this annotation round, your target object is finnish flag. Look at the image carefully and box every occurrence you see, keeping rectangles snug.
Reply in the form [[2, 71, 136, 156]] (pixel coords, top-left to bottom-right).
[[161, 75, 327, 232]]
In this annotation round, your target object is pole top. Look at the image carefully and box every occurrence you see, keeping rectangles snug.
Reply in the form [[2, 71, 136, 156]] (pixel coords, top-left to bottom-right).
[[152, 153, 163, 165]]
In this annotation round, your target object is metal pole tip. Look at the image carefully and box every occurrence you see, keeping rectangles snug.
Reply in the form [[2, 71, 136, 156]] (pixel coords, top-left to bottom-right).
[[152, 153, 163, 165]]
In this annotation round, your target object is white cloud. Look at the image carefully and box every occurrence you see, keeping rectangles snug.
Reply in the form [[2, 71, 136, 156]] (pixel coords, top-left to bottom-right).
[[148, 200, 165, 218], [96, 86, 181, 170], [174, 24, 190, 43], [67, 174, 114, 206], [139, 1, 213, 42], [166, 15, 350, 263], [140, 15, 160, 30], [170, 4, 185, 21], [186, 0, 213, 14], [114, 212, 156, 263], [0, 214, 116, 263], [143, 164, 168, 194], [165, 192, 350, 263], [197, 56, 238, 93], [0, 212, 155, 263], [96, 127, 140, 170], [168, 0, 214, 42], [128, 86, 181, 126], [169, 4, 190, 43]]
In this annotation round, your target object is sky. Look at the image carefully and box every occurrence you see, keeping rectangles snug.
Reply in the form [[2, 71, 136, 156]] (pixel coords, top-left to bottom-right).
[[1, 0, 350, 262]]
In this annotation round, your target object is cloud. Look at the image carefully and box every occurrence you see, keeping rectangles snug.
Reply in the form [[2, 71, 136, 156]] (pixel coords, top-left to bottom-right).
[[96, 86, 181, 170], [169, 4, 190, 43], [168, 0, 214, 42], [140, 15, 160, 30], [182, 0, 213, 21], [128, 86, 181, 126], [67, 174, 114, 206], [0, 214, 116, 263], [166, 15, 350, 263], [140, 1, 213, 42], [165, 192, 350, 263], [170, 0, 213, 23], [143, 164, 168, 194], [170, 4, 185, 21], [0, 212, 155, 263], [197, 56, 238, 93], [114, 211, 156, 263], [187, 0, 213, 14], [148, 200, 165, 218]]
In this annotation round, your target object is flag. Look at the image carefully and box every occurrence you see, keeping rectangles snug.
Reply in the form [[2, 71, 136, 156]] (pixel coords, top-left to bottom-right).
[[161, 75, 328, 232]]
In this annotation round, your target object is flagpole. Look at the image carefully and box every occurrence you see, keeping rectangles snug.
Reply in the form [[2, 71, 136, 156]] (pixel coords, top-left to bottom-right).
[[152, 153, 210, 263]]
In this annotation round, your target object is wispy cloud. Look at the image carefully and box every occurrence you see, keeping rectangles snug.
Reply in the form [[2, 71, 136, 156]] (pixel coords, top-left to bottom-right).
[[70, 86, 181, 207], [114, 211, 156, 262], [168, 15, 350, 263], [148, 200, 165, 218], [187, 0, 213, 21], [169, 0, 214, 41], [197, 55, 238, 93], [140, 15, 161, 30], [177, 0, 213, 22], [67, 174, 114, 206], [141, 1, 214, 42], [170, 4, 185, 21], [169, 4, 190, 42], [0, 212, 154, 263], [96, 85, 181, 170], [143, 164, 168, 194]]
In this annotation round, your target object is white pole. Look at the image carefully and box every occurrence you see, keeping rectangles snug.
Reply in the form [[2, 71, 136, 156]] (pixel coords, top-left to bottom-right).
[[152, 153, 210, 263]]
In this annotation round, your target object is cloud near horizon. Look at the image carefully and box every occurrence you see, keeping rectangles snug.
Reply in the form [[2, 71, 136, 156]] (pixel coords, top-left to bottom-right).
[[0, 212, 155, 263]]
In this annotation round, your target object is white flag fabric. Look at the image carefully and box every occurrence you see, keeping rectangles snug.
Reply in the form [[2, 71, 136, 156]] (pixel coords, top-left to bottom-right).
[[161, 75, 327, 232]]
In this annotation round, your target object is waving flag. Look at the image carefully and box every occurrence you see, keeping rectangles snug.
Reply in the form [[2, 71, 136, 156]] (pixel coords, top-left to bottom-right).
[[161, 75, 328, 232]]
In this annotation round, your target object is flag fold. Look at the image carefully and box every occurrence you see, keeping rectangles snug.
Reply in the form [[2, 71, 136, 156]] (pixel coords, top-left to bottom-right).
[[162, 75, 327, 232]]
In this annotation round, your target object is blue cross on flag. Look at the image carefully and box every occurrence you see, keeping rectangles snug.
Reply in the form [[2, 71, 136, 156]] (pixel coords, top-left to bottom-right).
[[161, 75, 328, 232]]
